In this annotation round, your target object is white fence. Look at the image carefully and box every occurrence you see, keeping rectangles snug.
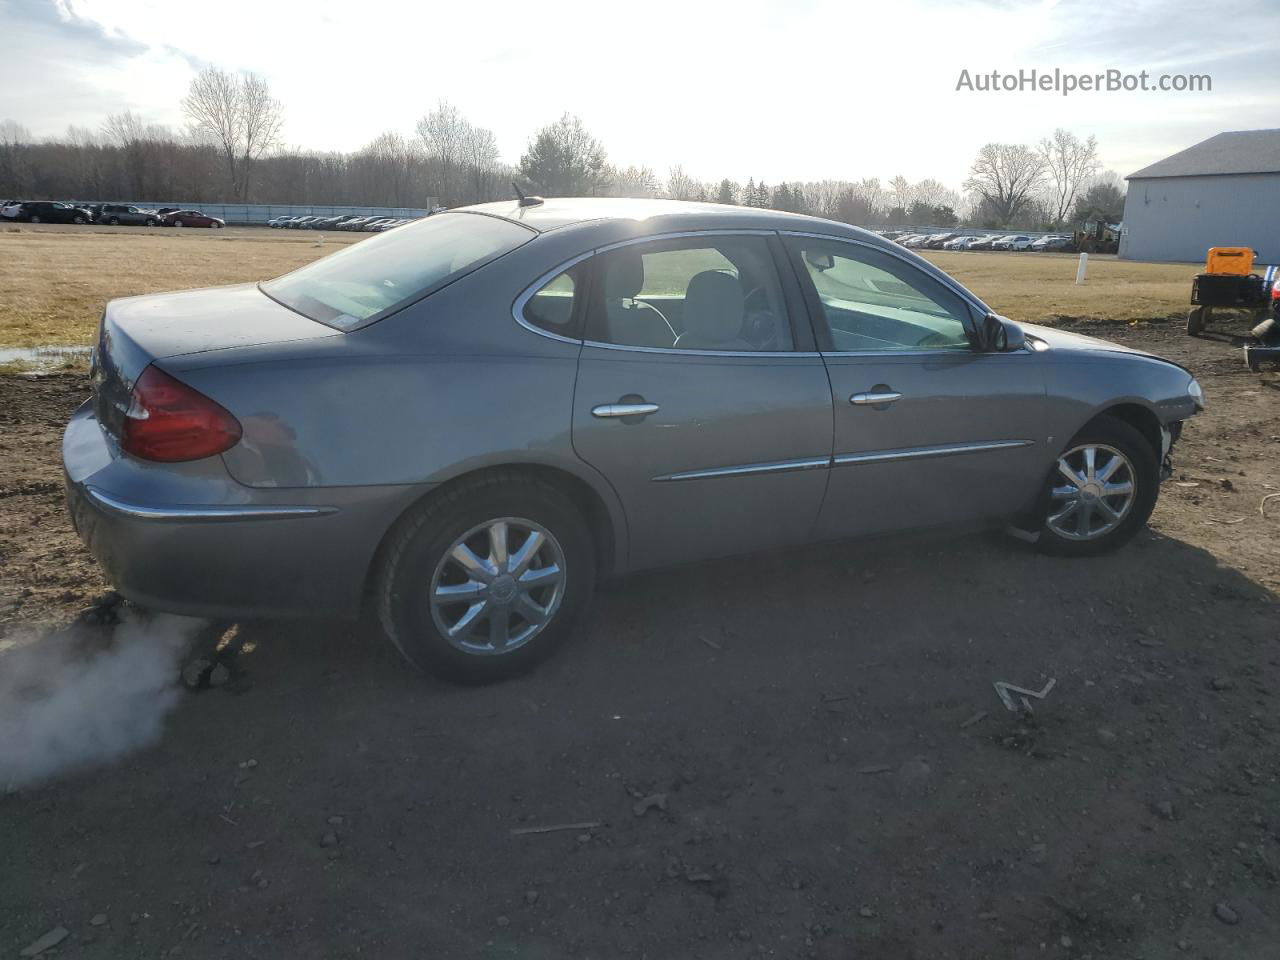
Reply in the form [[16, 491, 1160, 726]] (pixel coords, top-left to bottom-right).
[[73, 201, 437, 225]]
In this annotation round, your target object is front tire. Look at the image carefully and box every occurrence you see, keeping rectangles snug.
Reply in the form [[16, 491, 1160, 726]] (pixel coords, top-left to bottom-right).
[[1037, 417, 1159, 556], [375, 473, 596, 683]]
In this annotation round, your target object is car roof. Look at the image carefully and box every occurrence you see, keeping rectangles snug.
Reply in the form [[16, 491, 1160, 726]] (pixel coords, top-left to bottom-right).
[[456, 196, 863, 237]]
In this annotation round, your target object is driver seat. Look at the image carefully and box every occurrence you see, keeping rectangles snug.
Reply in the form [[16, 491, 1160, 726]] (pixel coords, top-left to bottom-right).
[[674, 271, 751, 351]]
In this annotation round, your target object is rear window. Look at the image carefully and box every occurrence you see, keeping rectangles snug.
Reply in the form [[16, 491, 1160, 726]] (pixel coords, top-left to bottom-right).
[[262, 212, 532, 329]]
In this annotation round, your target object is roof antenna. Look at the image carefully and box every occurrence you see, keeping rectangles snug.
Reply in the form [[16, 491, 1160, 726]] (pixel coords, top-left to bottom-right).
[[512, 181, 544, 208]]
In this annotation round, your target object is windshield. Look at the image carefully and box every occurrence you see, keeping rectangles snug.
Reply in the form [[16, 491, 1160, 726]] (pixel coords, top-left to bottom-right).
[[262, 212, 532, 329]]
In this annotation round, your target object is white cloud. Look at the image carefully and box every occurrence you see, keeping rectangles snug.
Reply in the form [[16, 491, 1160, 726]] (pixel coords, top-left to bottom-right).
[[1, 0, 1277, 189]]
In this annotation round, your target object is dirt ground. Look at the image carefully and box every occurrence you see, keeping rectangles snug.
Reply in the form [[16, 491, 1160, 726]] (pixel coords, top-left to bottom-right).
[[2, 319, 1279, 959]]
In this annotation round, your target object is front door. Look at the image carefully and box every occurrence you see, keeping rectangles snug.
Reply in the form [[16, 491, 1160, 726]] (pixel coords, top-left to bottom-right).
[[783, 235, 1045, 539], [570, 233, 834, 571]]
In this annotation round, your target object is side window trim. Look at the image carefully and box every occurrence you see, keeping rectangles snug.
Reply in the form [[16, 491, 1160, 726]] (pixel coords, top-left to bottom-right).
[[512, 250, 594, 344], [780, 233, 983, 355], [513, 230, 834, 356]]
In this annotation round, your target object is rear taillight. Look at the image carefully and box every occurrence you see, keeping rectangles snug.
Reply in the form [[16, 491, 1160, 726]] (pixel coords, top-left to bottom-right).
[[120, 365, 242, 462]]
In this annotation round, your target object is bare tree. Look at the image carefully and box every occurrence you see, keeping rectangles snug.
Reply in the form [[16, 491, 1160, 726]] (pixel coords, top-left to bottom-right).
[[912, 178, 960, 212], [963, 143, 1047, 226], [889, 175, 915, 215], [665, 164, 700, 200], [1038, 129, 1100, 228], [181, 67, 283, 200], [461, 124, 501, 201], [0, 119, 33, 195], [415, 101, 471, 204], [602, 165, 659, 198], [350, 131, 417, 205]]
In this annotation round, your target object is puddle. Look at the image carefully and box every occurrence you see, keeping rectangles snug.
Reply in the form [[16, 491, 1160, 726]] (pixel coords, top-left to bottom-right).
[[0, 345, 92, 371]]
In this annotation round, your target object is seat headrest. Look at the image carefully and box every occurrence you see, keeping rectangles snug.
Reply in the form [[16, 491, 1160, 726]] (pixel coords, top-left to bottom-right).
[[683, 271, 744, 344], [604, 248, 645, 301]]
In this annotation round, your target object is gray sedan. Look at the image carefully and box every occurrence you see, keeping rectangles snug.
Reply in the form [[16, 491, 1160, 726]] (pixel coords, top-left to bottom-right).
[[64, 198, 1204, 682]]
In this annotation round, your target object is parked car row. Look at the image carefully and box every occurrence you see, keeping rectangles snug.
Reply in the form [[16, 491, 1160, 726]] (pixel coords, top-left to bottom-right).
[[268, 215, 415, 232], [0, 200, 225, 228], [881, 231, 1081, 253]]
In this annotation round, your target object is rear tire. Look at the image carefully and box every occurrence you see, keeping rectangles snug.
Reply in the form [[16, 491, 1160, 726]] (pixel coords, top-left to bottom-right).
[[108, 217, 120, 225], [375, 473, 596, 683], [1036, 416, 1159, 557]]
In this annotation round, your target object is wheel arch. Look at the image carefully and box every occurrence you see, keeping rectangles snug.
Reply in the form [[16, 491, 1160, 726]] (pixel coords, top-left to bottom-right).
[[1017, 400, 1164, 534], [362, 461, 626, 612], [1089, 402, 1163, 460]]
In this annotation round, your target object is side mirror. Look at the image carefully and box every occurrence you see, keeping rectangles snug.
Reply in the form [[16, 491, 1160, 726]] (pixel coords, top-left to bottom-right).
[[803, 250, 835, 272], [978, 313, 1025, 352]]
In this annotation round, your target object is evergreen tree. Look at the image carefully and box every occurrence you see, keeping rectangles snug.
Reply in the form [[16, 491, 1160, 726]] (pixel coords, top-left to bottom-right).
[[716, 178, 736, 205]]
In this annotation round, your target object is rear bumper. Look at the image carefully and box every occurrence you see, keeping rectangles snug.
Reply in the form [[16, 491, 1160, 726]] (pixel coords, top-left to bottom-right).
[[63, 401, 426, 620]]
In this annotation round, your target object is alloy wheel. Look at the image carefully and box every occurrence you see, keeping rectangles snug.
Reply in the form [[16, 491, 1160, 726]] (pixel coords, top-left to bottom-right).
[[429, 517, 566, 656], [1047, 443, 1137, 541]]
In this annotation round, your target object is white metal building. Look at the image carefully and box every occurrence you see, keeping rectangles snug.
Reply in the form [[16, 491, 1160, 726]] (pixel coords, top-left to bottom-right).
[[1120, 128, 1280, 263]]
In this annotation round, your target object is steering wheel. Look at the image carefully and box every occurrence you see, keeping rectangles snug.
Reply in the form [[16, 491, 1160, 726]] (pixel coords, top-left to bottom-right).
[[740, 286, 784, 349]]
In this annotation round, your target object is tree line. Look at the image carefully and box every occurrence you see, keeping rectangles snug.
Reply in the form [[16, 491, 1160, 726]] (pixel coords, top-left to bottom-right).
[[0, 67, 1125, 228]]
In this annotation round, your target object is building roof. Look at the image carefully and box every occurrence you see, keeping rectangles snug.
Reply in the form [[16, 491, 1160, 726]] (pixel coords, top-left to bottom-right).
[[1127, 128, 1280, 180]]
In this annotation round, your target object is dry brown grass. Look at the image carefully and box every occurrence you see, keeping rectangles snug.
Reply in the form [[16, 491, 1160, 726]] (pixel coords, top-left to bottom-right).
[[0, 225, 361, 347], [0, 225, 1199, 348], [921, 250, 1196, 326]]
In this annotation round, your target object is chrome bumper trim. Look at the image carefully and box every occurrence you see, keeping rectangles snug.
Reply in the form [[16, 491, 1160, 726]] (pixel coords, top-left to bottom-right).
[[83, 485, 337, 523]]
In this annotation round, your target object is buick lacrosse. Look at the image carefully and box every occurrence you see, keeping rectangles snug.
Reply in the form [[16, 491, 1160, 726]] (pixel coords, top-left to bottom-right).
[[64, 198, 1204, 681]]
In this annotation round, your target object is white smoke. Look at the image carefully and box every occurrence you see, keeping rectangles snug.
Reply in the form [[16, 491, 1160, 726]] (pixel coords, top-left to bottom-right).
[[0, 608, 207, 791]]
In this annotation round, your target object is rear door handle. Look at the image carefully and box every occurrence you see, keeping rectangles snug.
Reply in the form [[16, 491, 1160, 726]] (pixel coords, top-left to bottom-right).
[[850, 392, 902, 406], [592, 402, 660, 418]]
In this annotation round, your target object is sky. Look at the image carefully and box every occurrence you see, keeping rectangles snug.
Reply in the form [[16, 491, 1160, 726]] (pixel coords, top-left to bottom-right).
[[1, 0, 1277, 192]]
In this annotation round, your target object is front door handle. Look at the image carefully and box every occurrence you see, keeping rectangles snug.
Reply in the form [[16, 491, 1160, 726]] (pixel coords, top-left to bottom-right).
[[850, 391, 902, 406], [592, 402, 660, 419]]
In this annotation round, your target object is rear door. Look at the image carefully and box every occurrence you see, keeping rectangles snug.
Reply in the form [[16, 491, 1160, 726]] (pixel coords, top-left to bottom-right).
[[569, 233, 834, 571], [783, 234, 1046, 538]]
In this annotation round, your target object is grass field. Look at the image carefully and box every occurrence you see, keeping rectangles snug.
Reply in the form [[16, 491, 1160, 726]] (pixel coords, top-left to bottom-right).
[[0, 225, 362, 348], [0, 223, 1200, 349]]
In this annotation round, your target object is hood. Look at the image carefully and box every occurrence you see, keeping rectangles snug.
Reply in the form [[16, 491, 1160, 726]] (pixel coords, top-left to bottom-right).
[[1019, 322, 1191, 375], [1021, 322, 1155, 358]]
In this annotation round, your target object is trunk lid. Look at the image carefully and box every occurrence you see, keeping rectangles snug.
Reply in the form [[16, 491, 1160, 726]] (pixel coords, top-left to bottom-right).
[[92, 283, 340, 438]]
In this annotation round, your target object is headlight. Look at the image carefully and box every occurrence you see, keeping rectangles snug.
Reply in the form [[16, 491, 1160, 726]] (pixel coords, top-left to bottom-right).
[[1187, 378, 1205, 411]]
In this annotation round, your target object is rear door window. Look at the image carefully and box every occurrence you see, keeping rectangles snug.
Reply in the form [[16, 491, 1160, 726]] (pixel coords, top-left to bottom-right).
[[585, 236, 795, 352]]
